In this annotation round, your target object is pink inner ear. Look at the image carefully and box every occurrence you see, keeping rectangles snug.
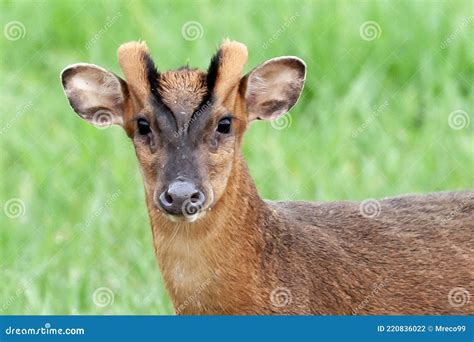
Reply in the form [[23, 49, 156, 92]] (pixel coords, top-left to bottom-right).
[[61, 64, 126, 126], [245, 57, 306, 122]]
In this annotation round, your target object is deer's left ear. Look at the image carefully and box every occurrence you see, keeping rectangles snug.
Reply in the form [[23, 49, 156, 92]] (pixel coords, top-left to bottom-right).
[[242, 57, 306, 122], [60, 63, 128, 127]]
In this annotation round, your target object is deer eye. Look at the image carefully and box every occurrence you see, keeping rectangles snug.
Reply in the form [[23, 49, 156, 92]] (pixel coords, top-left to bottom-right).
[[216, 117, 232, 134], [137, 118, 151, 135]]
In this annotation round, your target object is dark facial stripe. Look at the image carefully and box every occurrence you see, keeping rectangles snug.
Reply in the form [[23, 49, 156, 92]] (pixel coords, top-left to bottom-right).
[[144, 53, 160, 98], [206, 49, 221, 94], [143, 53, 177, 131], [186, 49, 221, 132]]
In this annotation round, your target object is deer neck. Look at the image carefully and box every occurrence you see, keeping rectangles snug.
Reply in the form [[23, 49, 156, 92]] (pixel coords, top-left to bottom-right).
[[145, 154, 270, 312]]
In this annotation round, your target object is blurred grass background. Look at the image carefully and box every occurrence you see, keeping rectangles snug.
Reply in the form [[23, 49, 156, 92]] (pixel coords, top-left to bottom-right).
[[0, 0, 472, 314]]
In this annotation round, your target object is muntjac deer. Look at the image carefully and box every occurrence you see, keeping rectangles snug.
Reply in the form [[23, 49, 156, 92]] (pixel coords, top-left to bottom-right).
[[61, 40, 473, 315]]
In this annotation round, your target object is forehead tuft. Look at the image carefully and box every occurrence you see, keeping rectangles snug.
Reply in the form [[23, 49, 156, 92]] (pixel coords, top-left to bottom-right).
[[158, 68, 208, 115], [117, 40, 248, 125]]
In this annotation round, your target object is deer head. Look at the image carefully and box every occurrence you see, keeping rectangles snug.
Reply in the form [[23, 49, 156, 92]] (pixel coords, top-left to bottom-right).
[[61, 40, 306, 223]]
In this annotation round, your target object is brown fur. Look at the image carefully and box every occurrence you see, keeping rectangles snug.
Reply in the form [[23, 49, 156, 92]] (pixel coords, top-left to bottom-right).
[[159, 69, 207, 121], [212, 40, 248, 105], [148, 155, 474, 314], [146, 91, 474, 314], [117, 41, 150, 103], [61, 40, 474, 315]]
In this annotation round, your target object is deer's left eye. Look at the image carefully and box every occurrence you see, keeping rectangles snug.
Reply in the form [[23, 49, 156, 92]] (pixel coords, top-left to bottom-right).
[[137, 118, 151, 135], [216, 117, 232, 134]]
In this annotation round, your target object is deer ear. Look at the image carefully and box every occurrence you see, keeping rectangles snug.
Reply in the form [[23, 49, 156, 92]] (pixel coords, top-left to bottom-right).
[[60, 63, 128, 127], [243, 57, 306, 122]]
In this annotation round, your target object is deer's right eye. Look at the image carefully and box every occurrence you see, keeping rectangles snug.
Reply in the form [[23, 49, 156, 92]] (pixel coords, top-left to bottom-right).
[[216, 117, 232, 134], [137, 118, 151, 135]]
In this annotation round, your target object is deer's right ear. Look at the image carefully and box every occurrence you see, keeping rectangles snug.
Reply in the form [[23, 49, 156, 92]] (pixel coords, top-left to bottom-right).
[[60, 63, 128, 127]]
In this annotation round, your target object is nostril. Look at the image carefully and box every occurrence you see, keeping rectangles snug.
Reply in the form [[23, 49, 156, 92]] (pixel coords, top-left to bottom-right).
[[190, 191, 200, 202], [164, 191, 173, 204], [191, 190, 205, 205], [159, 190, 173, 207]]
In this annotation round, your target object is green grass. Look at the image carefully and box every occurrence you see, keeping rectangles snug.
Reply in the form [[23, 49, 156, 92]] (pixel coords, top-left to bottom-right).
[[0, 0, 472, 314]]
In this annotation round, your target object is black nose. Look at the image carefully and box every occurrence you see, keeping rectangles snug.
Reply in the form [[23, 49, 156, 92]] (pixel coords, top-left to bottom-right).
[[157, 179, 205, 216]]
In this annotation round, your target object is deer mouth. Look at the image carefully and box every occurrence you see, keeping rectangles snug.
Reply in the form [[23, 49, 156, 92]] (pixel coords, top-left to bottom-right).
[[164, 210, 207, 223]]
